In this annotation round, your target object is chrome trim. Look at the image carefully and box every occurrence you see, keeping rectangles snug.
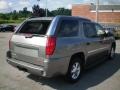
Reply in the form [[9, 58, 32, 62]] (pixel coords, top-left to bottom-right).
[[88, 47, 108, 54]]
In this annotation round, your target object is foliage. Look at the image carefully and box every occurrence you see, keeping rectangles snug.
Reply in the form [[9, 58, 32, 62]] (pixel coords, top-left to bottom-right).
[[0, 13, 10, 20], [0, 5, 71, 24], [32, 6, 71, 17], [0, 20, 23, 24], [32, 5, 45, 17], [51, 8, 71, 16], [19, 7, 32, 18], [0, 7, 32, 21]]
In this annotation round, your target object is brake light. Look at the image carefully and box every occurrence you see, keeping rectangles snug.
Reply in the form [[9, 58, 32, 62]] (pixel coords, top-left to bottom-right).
[[46, 36, 56, 56]]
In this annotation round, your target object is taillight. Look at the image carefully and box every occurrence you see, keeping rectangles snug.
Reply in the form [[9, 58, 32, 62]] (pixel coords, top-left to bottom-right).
[[46, 36, 56, 56]]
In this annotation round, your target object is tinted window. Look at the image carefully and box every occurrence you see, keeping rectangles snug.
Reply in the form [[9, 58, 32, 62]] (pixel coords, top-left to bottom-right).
[[95, 24, 105, 36], [83, 23, 97, 38], [58, 20, 79, 37], [17, 20, 51, 35], [95, 24, 104, 31]]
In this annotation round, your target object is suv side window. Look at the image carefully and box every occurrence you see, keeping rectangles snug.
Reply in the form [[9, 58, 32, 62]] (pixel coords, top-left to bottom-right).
[[83, 22, 97, 38], [95, 24, 105, 36], [95, 24, 104, 31], [58, 20, 79, 37]]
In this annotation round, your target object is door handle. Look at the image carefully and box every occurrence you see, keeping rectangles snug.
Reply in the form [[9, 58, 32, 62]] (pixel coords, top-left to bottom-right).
[[86, 42, 90, 45]]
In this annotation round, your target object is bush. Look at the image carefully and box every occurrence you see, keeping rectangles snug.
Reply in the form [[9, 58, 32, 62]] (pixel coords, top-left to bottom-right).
[[0, 20, 13, 24], [0, 20, 24, 24]]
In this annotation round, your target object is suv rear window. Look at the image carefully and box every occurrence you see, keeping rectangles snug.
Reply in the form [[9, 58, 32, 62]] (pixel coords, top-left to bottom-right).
[[17, 20, 51, 35]]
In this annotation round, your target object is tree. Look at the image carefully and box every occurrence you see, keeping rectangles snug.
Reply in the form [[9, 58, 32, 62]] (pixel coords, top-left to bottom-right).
[[19, 7, 32, 18], [51, 8, 71, 16], [23, 7, 28, 18], [0, 13, 10, 20], [11, 10, 18, 20], [0, 6, 72, 23], [32, 5, 45, 17]]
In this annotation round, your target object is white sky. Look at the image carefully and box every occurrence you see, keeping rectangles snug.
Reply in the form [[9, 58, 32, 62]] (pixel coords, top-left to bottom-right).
[[0, 0, 120, 13]]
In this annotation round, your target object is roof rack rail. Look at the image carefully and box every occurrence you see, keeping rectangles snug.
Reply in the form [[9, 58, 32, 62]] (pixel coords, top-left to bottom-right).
[[28, 16, 40, 19]]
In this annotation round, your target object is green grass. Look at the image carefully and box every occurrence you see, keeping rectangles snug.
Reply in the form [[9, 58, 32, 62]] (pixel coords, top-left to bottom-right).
[[0, 19, 25, 24]]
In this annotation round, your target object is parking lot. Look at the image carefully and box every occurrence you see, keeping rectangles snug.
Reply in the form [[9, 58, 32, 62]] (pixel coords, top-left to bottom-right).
[[0, 32, 120, 90]]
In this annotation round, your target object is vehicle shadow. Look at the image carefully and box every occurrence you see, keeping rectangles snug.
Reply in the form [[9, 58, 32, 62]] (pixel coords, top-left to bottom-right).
[[27, 53, 120, 90]]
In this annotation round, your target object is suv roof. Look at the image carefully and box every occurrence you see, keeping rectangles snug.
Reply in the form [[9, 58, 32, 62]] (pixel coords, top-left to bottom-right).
[[28, 17, 54, 21], [27, 16, 91, 22]]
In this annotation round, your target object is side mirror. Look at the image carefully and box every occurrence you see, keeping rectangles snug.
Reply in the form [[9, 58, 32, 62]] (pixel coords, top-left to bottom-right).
[[105, 30, 114, 37], [97, 29, 106, 37]]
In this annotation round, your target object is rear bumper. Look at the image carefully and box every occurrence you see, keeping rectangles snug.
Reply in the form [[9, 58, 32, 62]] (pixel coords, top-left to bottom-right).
[[6, 58, 50, 77], [6, 51, 70, 78]]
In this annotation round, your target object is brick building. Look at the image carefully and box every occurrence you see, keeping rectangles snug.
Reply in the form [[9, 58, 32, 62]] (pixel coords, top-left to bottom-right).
[[72, 4, 120, 23]]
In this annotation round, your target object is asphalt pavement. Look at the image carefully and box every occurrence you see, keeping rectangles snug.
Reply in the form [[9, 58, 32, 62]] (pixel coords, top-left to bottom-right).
[[0, 32, 120, 90]]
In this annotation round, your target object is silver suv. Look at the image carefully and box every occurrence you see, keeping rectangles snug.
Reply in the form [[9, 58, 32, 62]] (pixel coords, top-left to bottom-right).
[[7, 16, 116, 83]]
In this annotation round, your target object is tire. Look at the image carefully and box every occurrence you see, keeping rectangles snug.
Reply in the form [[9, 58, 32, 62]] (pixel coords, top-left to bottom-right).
[[109, 46, 115, 59], [66, 56, 82, 83]]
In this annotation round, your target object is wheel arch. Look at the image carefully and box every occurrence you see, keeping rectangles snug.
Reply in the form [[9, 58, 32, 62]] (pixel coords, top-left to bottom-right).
[[69, 52, 86, 69], [112, 42, 116, 50]]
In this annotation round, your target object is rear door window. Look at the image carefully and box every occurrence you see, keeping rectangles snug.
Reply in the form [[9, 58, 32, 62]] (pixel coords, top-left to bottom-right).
[[17, 20, 51, 35], [83, 23, 97, 38], [58, 20, 79, 37]]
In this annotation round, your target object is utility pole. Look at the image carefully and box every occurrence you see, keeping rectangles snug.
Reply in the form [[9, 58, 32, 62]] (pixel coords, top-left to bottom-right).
[[96, 0, 99, 22], [37, 0, 40, 5], [45, 0, 48, 17], [37, 0, 47, 17], [8, 1, 13, 20]]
